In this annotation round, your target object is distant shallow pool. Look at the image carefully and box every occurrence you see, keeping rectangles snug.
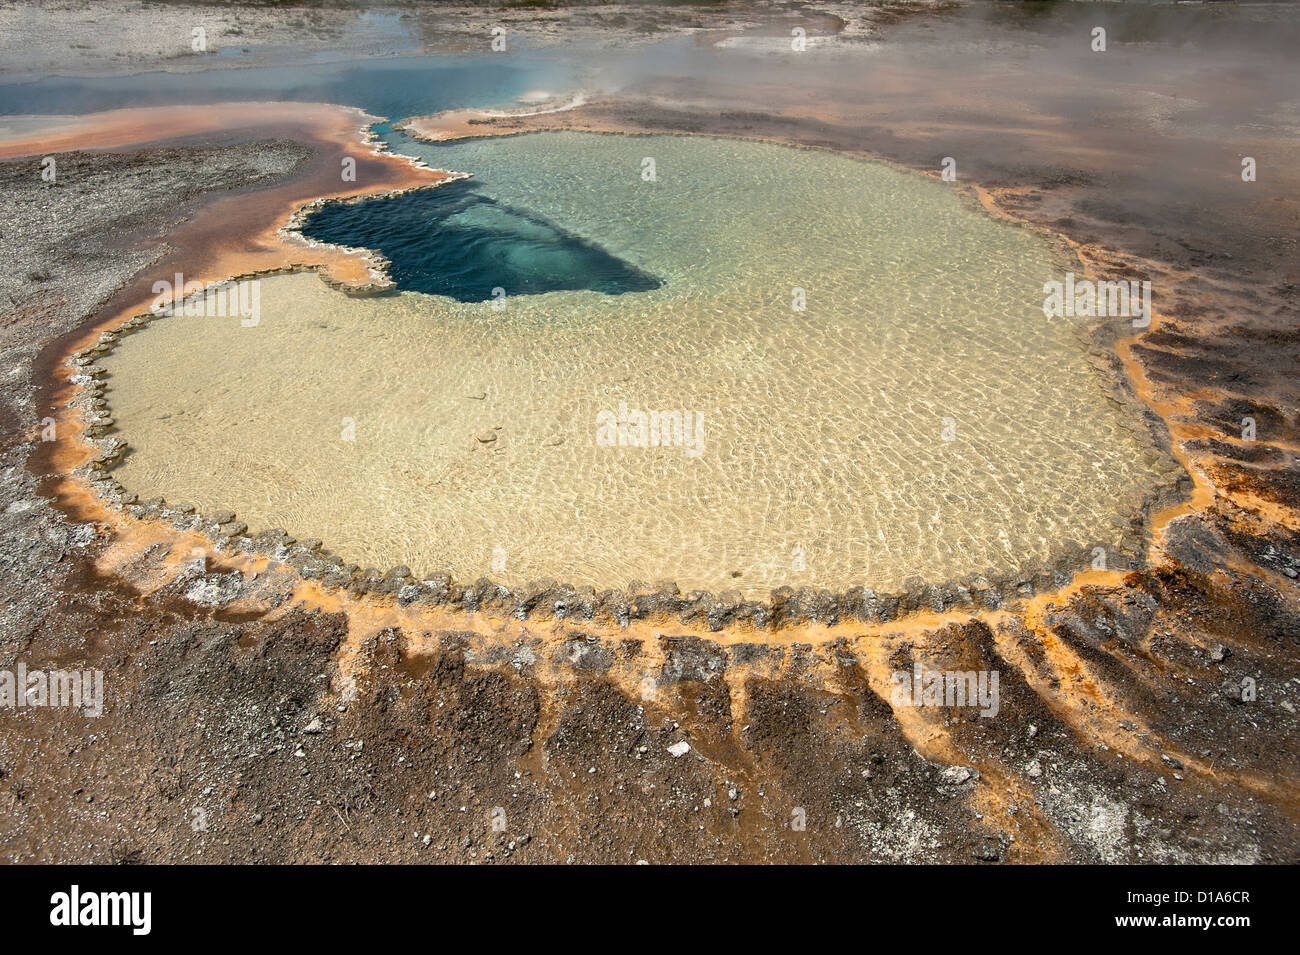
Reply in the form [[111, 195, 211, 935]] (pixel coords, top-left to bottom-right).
[[0, 54, 569, 122], [99, 131, 1156, 596]]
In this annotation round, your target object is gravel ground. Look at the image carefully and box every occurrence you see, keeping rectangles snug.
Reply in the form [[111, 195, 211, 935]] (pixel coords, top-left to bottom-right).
[[0, 0, 929, 76]]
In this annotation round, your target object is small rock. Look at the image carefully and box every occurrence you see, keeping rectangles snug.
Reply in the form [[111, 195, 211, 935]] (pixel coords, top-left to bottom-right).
[[939, 765, 977, 786], [667, 741, 691, 758]]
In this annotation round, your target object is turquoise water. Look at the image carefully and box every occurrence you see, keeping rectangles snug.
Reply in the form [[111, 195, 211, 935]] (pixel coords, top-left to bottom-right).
[[0, 54, 571, 121]]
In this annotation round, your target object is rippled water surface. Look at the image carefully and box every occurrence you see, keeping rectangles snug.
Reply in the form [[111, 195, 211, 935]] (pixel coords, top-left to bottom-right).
[[100, 131, 1154, 595]]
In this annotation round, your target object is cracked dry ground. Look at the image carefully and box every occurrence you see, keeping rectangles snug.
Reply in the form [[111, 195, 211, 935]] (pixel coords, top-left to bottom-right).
[[0, 123, 1296, 864]]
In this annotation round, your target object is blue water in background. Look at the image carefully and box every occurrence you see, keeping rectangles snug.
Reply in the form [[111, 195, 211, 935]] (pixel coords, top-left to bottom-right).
[[0, 54, 571, 124]]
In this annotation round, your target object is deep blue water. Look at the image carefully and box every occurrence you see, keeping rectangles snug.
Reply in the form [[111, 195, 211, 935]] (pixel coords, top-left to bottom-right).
[[0, 54, 570, 123], [303, 179, 661, 302]]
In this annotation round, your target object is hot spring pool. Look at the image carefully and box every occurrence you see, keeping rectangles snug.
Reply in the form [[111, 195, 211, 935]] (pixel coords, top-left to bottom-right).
[[97, 131, 1156, 597]]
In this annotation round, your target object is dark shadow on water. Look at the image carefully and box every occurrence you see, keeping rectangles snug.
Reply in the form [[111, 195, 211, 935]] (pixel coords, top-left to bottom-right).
[[302, 179, 662, 302]]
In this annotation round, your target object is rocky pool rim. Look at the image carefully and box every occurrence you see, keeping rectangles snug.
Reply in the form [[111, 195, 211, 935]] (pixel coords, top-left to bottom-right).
[[54, 124, 1193, 633]]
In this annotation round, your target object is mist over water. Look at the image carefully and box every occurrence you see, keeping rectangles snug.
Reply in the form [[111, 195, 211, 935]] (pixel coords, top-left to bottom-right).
[[0, 54, 571, 120]]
